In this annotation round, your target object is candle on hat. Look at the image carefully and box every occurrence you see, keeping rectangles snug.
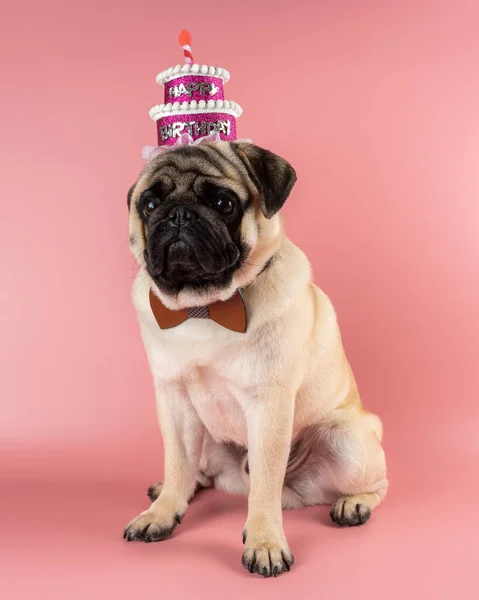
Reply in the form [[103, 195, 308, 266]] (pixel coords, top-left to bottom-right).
[[179, 29, 194, 65]]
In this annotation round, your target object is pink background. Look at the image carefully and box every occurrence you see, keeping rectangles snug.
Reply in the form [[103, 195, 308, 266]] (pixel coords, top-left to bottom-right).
[[1, 0, 478, 597]]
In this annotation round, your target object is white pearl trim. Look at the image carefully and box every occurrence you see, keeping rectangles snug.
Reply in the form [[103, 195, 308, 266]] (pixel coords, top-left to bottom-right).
[[149, 102, 242, 122], [156, 64, 231, 85]]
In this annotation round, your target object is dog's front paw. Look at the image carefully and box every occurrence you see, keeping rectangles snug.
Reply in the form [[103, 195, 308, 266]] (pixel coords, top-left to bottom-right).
[[242, 520, 294, 577], [123, 505, 184, 543]]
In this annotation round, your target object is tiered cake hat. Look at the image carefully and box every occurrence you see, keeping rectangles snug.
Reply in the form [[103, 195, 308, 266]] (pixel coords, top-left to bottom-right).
[[148, 30, 242, 150]]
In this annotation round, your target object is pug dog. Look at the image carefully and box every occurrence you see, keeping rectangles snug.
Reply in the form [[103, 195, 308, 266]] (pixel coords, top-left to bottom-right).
[[124, 141, 388, 577]]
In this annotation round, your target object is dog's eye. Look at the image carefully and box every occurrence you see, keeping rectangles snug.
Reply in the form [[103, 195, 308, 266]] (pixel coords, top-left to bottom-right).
[[142, 198, 159, 218], [212, 193, 234, 215]]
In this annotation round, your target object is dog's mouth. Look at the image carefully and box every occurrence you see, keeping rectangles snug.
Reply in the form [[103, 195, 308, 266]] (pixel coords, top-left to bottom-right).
[[146, 233, 240, 290], [164, 240, 231, 283]]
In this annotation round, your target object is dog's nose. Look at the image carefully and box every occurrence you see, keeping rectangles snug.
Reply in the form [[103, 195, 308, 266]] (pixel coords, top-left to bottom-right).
[[168, 206, 196, 228]]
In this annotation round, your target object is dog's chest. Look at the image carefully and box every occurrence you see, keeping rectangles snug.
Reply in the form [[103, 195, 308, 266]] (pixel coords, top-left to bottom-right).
[[143, 324, 256, 446], [185, 367, 249, 445]]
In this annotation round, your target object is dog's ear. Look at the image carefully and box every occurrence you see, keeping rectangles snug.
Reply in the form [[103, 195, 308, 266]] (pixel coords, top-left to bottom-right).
[[233, 143, 297, 219], [127, 184, 136, 211]]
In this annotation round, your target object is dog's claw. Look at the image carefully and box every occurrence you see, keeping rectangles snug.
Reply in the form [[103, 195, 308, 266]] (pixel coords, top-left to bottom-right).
[[242, 545, 293, 577]]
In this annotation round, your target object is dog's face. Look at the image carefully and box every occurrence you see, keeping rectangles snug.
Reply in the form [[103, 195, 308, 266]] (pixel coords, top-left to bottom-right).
[[128, 141, 296, 309]]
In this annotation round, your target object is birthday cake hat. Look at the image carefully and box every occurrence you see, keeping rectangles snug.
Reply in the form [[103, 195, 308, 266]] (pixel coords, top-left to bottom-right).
[[144, 30, 243, 159]]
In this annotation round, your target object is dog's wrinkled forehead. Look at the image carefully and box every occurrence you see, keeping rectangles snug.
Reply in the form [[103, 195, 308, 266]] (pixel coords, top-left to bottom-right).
[[138, 142, 252, 204], [129, 141, 297, 220]]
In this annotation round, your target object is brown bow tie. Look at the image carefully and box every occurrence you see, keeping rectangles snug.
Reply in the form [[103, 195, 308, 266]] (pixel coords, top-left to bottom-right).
[[149, 288, 247, 333]]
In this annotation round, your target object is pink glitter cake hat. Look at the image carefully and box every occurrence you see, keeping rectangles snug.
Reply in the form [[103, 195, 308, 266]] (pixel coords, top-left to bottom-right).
[[142, 30, 243, 162]]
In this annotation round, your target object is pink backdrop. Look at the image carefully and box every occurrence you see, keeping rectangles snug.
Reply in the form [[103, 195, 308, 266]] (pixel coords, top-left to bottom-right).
[[1, 1, 478, 597]]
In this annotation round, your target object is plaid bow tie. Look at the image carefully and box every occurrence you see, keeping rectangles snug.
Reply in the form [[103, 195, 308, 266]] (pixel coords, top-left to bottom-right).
[[149, 289, 247, 333]]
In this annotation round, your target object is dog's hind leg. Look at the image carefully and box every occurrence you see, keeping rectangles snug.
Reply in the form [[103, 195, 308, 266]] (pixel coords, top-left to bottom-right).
[[146, 431, 216, 502], [201, 432, 249, 497], [146, 431, 248, 502], [146, 471, 211, 503], [283, 407, 388, 524], [325, 407, 388, 526]]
